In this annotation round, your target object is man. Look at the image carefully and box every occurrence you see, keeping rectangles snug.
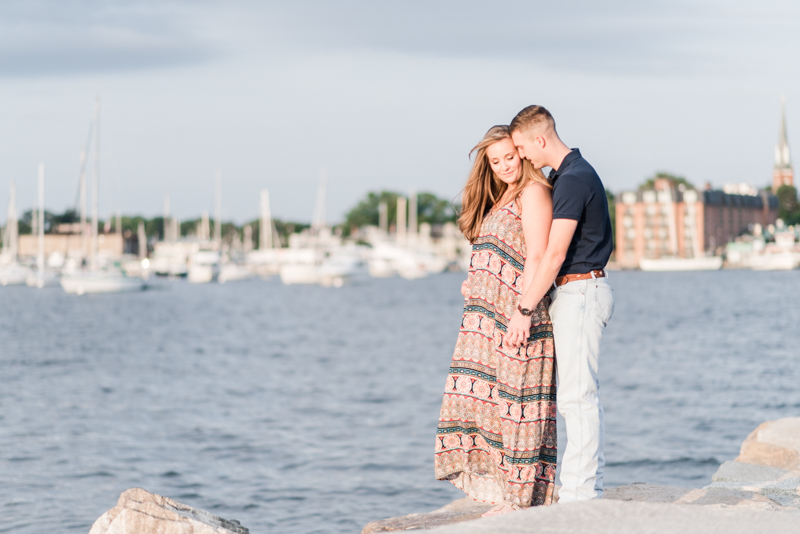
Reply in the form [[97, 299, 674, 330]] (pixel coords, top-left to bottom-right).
[[506, 105, 614, 503]]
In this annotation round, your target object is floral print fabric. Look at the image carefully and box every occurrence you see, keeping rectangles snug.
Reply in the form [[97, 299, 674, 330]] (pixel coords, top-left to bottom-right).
[[435, 199, 557, 507]]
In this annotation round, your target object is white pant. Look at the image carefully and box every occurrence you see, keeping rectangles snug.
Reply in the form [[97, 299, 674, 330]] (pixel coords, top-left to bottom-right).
[[549, 277, 614, 502]]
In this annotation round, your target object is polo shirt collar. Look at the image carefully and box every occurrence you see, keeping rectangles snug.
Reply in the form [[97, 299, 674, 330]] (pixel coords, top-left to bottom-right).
[[548, 148, 581, 182]]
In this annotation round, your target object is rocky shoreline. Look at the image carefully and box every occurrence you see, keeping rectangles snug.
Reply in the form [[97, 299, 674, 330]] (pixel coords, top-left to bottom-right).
[[84, 418, 800, 533], [361, 417, 800, 533]]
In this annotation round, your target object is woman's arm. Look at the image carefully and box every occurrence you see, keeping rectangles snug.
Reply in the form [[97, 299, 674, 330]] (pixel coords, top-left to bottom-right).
[[519, 183, 553, 298]]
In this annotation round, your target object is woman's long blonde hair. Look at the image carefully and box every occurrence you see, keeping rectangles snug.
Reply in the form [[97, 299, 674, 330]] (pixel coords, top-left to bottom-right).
[[458, 125, 551, 243]]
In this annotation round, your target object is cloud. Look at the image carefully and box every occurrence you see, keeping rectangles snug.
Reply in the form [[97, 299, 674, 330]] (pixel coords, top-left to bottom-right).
[[0, 0, 219, 77], [2, 0, 797, 79], [253, 0, 799, 77]]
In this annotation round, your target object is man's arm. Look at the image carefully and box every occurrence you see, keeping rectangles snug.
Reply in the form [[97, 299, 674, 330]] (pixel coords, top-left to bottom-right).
[[504, 218, 578, 349]]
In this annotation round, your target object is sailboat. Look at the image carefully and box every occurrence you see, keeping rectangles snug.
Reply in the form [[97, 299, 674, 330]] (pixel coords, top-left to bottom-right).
[[188, 172, 222, 284], [61, 98, 145, 294], [218, 183, 254, 284], [0, 180, 31, 286], [279, 169, 361, 287], [367, 192, 449, 279], [245, 189, 282, 278], [26, 163, 60, 288], [639, 187, 723, 272]]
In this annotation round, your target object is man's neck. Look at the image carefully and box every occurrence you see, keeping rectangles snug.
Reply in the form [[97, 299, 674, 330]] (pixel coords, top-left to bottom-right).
[[546, 142, 573, 172]]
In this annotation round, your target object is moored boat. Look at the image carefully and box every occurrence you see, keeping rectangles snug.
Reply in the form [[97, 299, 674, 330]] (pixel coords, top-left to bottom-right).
[[639, 256, 723, 271], [61, 271, 145, 295], [749, 251, 800, 271]]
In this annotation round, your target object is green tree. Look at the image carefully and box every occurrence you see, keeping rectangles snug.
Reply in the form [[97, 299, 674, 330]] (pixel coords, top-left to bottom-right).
[[238, 218, 309, 248], [19, 209, 83, 234], [342, 191, 402, 234], [776, 185, 800, 225], [639, 172, 694, 190], [417, 192, 458, 225], [342, 190, 457, 235]]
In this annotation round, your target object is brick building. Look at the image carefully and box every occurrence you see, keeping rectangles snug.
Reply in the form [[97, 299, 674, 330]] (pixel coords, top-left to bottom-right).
[[615, 179, 778, 269]]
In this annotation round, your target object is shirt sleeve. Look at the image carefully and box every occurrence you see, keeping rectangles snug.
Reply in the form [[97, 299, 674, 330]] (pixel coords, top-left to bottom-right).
[[552, 176, 588, 220]]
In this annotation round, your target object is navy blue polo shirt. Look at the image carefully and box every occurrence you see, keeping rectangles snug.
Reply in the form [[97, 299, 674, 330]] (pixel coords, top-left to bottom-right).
[[549, 149, 613, 277]]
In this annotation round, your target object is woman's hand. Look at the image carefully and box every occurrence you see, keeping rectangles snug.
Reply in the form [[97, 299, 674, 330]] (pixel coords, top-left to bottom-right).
[[461, 280, 468, 298], [505, 311, 532, 350]]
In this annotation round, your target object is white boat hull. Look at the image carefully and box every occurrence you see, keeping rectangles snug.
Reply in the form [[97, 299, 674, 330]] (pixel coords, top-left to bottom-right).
[[188, 264, 220, 284], [26, 272, 60, 288], [219, 264, 253, 284], [0, 264, 31, 286], [0, 273, 27, 286], [749, 252, 800, 271], [368, 258, 395, 278], [279, 263, 346, 287], [61, 273, 145, 295], [639, 257, 723, 272]]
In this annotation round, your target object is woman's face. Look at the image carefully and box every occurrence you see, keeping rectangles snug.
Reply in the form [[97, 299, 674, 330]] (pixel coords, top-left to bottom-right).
[[485, 137, 522, 185]]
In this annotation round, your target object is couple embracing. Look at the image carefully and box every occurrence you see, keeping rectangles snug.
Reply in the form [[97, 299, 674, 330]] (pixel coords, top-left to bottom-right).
[[435, 106, 615, 516]]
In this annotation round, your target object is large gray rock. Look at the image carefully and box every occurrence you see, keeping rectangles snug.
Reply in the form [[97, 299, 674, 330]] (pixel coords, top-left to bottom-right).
[[361, 479, 800, 532], [423, 499, 800, 534], [712, 460, 791, 484], [607, 481, 795, 511], [705, 461, 800, 508], [361, 497, 493, 533], [361, 418, 800, 532], [736, 417, 800, 470], [89, 488, 249, 534]]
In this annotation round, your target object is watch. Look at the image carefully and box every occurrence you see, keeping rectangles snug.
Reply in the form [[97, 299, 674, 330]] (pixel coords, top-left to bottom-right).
[[517, 304, 533, 316]]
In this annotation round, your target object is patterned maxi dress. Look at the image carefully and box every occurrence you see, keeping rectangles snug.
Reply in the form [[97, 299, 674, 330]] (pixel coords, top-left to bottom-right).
[[435, 198, 557, 507]]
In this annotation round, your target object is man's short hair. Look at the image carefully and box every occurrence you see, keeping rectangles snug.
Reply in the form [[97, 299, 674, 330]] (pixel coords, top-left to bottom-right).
[[509, 105, 556, 136]]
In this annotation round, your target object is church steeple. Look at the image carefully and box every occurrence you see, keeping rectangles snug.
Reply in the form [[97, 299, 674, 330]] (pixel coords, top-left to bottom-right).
[[773, 96, 794, 191]]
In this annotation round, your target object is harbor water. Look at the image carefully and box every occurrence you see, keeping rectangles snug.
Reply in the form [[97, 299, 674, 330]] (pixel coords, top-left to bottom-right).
[[1, 270, 799, 533]]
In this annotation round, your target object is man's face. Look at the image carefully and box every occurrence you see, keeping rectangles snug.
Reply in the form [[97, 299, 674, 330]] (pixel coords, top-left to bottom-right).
[[511, 130, 543, 169]]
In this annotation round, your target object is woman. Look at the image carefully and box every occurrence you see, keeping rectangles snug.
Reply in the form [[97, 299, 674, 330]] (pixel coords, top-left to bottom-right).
[[434, 126, 557, 516]]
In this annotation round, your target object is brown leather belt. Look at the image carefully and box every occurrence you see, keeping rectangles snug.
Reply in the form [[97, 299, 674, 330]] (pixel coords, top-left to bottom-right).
[[554, 269, 606, 287]]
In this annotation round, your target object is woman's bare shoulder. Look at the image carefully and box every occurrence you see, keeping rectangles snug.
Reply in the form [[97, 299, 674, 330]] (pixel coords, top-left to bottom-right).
[[519, 181, 552, 208]]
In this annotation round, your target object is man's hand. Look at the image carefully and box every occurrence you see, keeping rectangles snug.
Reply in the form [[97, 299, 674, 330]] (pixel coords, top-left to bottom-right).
[[505, 310, 532, 350]]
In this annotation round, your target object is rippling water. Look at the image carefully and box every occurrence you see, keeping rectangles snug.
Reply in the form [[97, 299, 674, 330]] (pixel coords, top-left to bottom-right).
[[1, 271, 799, 533]]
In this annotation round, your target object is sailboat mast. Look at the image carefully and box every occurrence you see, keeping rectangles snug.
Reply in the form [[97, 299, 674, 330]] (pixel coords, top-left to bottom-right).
[[90, 97, 100, 269], [396, 196, 407, 246], [408, 189, 418, 245], [378, 202, 388, 235], [79, 150, 87, 262], [137, 221, 147, 259], [38, 162, 44, 274], [260, 189, 272, 250], [311, 168, 327, 238], [163, 191, 171, 241], [4, 181, 18, 260], [214, 171, 222, 249]]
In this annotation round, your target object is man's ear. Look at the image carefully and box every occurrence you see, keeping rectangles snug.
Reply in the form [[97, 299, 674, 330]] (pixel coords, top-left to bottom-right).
[[537, 135, 546, 149]]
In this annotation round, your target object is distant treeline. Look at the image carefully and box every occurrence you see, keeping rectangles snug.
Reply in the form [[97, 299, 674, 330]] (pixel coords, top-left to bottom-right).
[[16, 208, 310, 248], [12, 190, 460, 244], [341, 190, 459, 235]]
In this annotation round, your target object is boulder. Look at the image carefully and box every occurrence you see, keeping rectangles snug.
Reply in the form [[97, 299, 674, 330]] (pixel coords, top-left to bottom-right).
[[361, 497, 493, 533], [361, 418, 800, 532], [89, 488, 249, 534], [736, 417, 800, 470], [606, 481, 793, 511], [704, 460, 800, 508], [423, 499, 800, 534]]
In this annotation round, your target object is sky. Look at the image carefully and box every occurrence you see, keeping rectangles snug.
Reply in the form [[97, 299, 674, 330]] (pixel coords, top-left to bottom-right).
[[0, 0, 798, 224]]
